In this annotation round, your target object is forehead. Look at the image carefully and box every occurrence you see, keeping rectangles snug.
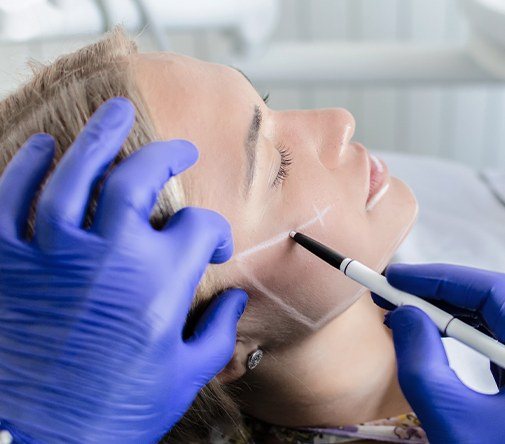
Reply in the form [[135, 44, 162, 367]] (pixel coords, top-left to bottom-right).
[[131, 51, 255, 222], [131, 51, 252, 132]]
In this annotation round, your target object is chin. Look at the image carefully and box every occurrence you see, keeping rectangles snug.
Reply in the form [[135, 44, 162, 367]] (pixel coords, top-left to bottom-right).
[[378, 177, 418, 271], [395, 177, 419, 235]]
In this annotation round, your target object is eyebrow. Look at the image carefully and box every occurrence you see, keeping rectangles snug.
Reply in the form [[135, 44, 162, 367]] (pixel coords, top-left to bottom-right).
[[244, 105, 262, 197], [229, 66, 263, 198]]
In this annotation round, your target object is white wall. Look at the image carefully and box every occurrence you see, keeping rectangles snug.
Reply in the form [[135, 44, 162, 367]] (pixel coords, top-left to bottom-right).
[[264, 0, 505, 170], [0, 0, 504, 169]]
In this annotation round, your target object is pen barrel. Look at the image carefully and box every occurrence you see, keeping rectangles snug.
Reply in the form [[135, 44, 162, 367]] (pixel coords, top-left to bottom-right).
[[446, 319, 505, 369], [342, 259, 505, 368], [342, 259, 453, 328]]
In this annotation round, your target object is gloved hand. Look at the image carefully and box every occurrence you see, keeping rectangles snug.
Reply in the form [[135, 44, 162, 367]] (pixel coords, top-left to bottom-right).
[[0, 98, 247, 444], [375, 263, 505, 444]]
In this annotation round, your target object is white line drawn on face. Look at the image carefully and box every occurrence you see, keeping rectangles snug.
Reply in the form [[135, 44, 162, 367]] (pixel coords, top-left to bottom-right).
[[235, 204, 333, 261], [232, 183, 407, 328], [235, 261, 317, 329], [234, 204, 347, 328], [313, 203, 327, 227], [313, 287, 368, 328], [315, 192, 417, 327]]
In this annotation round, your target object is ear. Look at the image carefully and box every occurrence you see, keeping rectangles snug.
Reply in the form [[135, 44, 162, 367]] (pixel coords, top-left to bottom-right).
[[217, 338, 260, 384]]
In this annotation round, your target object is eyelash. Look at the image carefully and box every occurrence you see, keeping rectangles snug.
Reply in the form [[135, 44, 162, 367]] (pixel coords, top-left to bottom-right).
[[260, 91, 291, 188], [272, 143, 293, 188]]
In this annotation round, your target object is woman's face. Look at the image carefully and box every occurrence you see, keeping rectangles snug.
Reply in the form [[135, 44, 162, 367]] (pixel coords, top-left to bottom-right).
[[133, 52, 418, 346]]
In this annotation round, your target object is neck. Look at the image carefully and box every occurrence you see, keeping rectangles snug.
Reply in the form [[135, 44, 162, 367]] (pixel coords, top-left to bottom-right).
[[239, 293, 411, 427]]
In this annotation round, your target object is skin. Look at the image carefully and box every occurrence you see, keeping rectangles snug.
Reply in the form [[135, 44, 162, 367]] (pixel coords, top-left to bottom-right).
[[132, 52, 419, 427]]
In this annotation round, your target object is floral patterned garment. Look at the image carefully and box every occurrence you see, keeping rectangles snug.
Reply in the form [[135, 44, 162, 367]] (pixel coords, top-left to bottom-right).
[[211, 412, 428, 444]]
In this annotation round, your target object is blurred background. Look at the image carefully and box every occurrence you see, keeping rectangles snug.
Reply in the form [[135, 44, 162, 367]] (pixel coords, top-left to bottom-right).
[[0, 0, 504, 169]]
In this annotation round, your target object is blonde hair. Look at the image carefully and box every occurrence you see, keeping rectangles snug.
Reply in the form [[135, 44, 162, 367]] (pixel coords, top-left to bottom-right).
[[0, 27, 243, 442]]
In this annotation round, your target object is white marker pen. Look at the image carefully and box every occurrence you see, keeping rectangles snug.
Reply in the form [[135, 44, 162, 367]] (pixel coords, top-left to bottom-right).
[[289, 230, 505, 369]]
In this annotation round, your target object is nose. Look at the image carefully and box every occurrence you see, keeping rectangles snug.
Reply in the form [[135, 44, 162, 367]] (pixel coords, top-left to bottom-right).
[[317, 108, 356, 170]]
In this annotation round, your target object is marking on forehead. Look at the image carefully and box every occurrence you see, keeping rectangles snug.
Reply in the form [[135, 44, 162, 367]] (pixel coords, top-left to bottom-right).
[[236, 262, 316, 329], [235, 204, 334, 261]]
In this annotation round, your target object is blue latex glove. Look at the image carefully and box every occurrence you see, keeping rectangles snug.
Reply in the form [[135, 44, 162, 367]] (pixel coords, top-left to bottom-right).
[[0, 97, 247, 444], [376, 263, 505, 444]]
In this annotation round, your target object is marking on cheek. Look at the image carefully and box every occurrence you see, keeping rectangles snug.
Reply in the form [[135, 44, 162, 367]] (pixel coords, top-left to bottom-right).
[[310, 206, 416, 329], [235, 204, 334, 261], [232, 204, 348, 329], [297, 204, 332, 231], [236, 262, 317, 329], [376, 207, 417, 272], [313, 204, 326, 228], [235, 230, 291, 260]]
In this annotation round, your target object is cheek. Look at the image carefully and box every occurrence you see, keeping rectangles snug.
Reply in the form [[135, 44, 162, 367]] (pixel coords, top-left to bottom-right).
[[231, 177, 417, 336], [232, 201, 368, 331], [362, 177, 418, 270]]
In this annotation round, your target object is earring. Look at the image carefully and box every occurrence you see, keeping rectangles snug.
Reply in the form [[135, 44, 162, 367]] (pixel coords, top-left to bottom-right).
[[247, 349, 263, 370]]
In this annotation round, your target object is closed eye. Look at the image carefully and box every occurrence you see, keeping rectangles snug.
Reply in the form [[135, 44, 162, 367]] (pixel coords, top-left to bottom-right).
[[272, 144, 293, 188]]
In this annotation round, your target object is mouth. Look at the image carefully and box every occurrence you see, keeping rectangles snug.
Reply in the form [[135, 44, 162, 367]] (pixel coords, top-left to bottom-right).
[[351, 142, 390, 209], [366, 152, 389, 206]]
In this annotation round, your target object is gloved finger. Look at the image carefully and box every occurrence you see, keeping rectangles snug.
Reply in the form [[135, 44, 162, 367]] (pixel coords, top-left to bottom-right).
[[34, 98, 134, 249], [92, 140, 198, 240], [164, 207, 233, 265], [386, 263, 505, 341], [185, 288, 248, 384], [163, 206, 234, 301], [371, 292, 396, 311], [388, 305, 470, 416], [0, 134, 55, 240], [158, 207, 234, 323]]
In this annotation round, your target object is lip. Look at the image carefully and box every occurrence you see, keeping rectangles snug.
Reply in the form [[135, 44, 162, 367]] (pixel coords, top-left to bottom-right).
[[365, 152, 389, 211], [367, 152, 389, 204], [351, 142, 390, 208]]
